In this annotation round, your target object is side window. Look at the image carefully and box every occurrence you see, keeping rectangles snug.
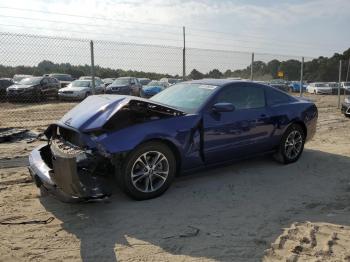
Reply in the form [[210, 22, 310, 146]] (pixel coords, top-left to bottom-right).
[[130, 78, 135, 85], [215, 84, 265, 110], [265, 87, 291, 106]]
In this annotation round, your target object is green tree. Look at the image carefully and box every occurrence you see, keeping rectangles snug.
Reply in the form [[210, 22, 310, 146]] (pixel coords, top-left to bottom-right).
[[189, 69, 204, 80]]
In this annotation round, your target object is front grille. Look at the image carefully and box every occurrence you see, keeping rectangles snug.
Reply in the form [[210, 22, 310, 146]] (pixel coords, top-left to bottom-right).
[[62, 91, 73, 94]]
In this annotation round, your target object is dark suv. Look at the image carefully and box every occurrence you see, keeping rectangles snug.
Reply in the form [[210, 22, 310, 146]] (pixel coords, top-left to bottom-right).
[[7, 76, 60, 101], [105, 77, 142, 96]]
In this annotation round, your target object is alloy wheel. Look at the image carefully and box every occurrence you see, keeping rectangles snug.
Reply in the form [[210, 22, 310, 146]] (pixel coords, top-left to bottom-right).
[[131, 151, 169, 193], [284, 130, 303, 160]]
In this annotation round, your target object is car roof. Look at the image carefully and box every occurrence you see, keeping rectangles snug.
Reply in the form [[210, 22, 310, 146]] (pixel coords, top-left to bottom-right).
[[184, 79, 249, 87]]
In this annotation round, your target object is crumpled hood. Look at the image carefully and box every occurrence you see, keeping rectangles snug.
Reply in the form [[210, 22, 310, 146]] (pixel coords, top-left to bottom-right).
[[142, 86, 163, 94], [58, 95, 185, 132]]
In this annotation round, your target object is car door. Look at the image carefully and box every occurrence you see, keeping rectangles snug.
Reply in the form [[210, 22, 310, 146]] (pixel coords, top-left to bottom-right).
[[129, 78, 137, 95], [94, 79, 102, 94], [202, 83, 274, 164], [50, 78, 60, 96], [40, 78, 50, 97]]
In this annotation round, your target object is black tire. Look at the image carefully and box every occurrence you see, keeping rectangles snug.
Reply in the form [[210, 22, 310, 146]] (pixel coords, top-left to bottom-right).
[[273, 124, 305, 164], [117, 142, 176, 200]]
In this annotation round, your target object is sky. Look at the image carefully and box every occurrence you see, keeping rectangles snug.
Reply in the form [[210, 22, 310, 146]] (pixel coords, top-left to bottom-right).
[[0, 0, 349, 75]]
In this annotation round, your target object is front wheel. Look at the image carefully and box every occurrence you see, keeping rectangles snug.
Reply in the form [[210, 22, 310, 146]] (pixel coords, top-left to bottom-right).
[[117, 142, 176, 200], [273, 124, 305, 164]]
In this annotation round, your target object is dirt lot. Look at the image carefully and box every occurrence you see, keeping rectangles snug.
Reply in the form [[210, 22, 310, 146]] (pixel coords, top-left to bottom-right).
[[0, 94, 350, 261]]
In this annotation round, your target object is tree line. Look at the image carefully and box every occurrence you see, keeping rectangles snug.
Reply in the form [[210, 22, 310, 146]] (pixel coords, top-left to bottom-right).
[[0, 48, 349, 82], [189, 48, 350, 82]]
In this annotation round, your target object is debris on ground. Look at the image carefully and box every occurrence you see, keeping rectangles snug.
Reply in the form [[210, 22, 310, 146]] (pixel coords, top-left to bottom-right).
[[0, 128, 39, 143]]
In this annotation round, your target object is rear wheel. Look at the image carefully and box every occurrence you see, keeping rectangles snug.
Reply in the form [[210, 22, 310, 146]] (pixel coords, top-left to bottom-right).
[[117, 142, 176, 200], [273, 124, 305, 164]]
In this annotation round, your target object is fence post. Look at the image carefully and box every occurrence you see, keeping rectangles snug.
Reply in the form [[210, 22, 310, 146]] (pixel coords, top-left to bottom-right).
[[338, 60, 342, 109], [90, 40, 96, 95], [300, 57, 304, 97], [182, 26, 186, 81], [346, 58, 350, 81], [250, 52, 254, 81]]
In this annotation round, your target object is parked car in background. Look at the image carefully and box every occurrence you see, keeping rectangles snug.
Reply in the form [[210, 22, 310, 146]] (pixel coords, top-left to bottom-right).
[[140, 80, 169, 98], [0, 78, 13, 100], [288, 81, 307, 93], [138, 78, 151, 86], [105, 77, 142, 96], [7, 76, 60, 101], [48, 73, 74, 88], [102, 78, 116, 88], [341, 96, 350, 117], [341, 82, 350, 94], [28, 79, 317, 202], [12, 74, 33, 84], [79, 76, 105, 91], [58, 79, 104, 100], [79, 76, 101, 81], [269, 79, 289, 92], [328, 82, 341, 94], [160, 78, 183, 86], [307, 82, 332, 94]]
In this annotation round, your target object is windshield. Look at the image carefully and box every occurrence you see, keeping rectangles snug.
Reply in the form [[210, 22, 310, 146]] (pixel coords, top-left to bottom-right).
[[13, 75, 31, 82], [147, 81, 166, 87], [19, 77, 42, 85], [344, 82, 350, 86], [103, 78, 114, 83], [139, 79, 151, 85], [51, 74, 72, 81], [112, 78, 130, 85], [315, 83, 327, 87], [70, 80, 90, 88], [150, 83, 217, 113]]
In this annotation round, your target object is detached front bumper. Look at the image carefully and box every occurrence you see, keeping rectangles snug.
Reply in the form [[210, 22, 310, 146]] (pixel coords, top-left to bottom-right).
[[28, 143, 112, 202]]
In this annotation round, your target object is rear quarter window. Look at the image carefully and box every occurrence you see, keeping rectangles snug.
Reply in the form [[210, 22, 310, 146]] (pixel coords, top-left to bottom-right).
[[266, 87, 293, 106]]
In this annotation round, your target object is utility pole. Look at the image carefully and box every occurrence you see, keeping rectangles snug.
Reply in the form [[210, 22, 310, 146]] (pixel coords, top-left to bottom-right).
[[300, 57, 304, 97], [182, 26, 186, 81], [250, 52, 254, 81], [338, 60, 342, 108], [90, 40, 96, 95]]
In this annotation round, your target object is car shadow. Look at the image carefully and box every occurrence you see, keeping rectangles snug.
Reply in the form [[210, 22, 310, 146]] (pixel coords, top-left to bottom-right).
[[40, 149, 350, 261]]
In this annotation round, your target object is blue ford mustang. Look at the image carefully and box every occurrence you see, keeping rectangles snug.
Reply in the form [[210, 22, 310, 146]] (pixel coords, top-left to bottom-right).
[[28, 79, 318, 202]]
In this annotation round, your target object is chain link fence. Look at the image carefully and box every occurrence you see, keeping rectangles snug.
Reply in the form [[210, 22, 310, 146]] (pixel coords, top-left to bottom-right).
[[0, 31, 344, 131]]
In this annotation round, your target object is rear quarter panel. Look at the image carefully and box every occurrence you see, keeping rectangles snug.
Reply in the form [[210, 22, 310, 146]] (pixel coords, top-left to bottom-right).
[[268, 100, 317, 145]]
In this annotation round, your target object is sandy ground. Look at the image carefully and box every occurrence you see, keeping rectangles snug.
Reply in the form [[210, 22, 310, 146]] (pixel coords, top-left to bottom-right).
[[0, 94, 350, 261]]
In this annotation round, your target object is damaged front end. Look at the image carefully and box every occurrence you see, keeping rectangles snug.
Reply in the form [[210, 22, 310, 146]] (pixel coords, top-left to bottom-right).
[[28, 124, 113, 202], [28, 95, 189, 202]]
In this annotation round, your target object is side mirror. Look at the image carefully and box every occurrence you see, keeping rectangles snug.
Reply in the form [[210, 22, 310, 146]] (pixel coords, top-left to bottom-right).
[[212, 102, 235, 113]]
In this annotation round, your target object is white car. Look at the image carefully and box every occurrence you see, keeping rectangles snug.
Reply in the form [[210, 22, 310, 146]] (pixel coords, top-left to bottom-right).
[[341, 82, 350, 93], [58, 80, 104, 100], [307, 82, 332, 94]]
